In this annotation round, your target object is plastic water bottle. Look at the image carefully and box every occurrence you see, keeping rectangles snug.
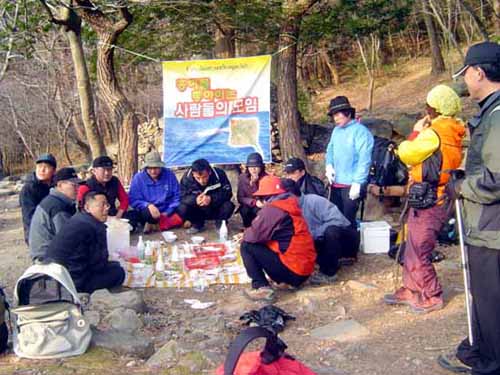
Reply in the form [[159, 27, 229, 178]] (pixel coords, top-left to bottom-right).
[[155, 248, 165, 281], [144, 241, 153, 263], [137, 236, 145, 260], [219, 220, 228, 242]]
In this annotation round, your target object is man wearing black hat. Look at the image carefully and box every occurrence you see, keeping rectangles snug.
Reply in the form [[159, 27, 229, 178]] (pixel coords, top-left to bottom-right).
[[29, 168, 83, 261], [438, 42, 500, 375], [77, 156, 129, 220], [20, 153, 57, 244], [237, 153, 268, 227], [284, 157, 326, 197]]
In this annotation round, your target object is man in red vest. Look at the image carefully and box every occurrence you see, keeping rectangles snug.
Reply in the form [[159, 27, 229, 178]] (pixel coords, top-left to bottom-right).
[[240, 175, 316, 301]]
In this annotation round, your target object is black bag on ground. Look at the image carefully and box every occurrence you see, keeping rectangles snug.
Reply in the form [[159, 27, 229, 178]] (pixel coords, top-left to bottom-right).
[[239, 305, 295, 334], [369, 136, 408, 188], [407, 182, 437, 209], [0, 287, 9, 354]]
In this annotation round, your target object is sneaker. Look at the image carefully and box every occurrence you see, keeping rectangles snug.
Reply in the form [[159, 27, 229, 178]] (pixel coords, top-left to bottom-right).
[[309, 272, 338, 285], [187, 225, 204, 234], [410, 296, 444, 314], [243, 287, 275, 302], [437, 353, 471, 374], [383, 287, 418, 306]]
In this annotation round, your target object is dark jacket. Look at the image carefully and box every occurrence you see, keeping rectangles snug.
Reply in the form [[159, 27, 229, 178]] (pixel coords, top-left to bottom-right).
[[80, 176, 126, 216], [29, 189, 76, 260], [298, 173, 327, 197], [180, 166, 233, 208], [237, 172, 267, 207], [47, 212, 109, 290], [461, 91, 500, 249], [20, 172, 51, 244]]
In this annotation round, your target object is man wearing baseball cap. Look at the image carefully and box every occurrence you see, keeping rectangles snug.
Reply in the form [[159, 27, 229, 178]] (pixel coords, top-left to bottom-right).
[[77, 156, 130, 221], [29, 167, 83, 261], [20, 153, 57, 244], [284, 157, 326, 197], [439, 41, 500, 374]]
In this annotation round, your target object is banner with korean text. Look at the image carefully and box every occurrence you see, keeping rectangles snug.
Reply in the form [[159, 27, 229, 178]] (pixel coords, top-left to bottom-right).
[[162, 55, 271, 167]]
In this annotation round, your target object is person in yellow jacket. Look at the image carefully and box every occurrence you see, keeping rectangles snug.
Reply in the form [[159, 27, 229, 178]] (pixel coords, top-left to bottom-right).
[[384, 84, 465, 314]]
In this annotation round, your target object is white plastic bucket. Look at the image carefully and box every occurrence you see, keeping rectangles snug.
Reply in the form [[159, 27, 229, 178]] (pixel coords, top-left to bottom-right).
[[360, 221, 391, 254], [106, 219, 130, 258]]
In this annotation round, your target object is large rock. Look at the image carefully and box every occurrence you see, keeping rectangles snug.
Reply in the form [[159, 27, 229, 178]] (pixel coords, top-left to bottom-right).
[[0, 195, 20, 210], [91, 328, 154, 359], [146, 340, 181, 368], [362, 118, 393, 139], [0, 188, 16, 198], [310, 319, 370, 342], [103, 308, 143, 333], [89, 289, 146, 313]]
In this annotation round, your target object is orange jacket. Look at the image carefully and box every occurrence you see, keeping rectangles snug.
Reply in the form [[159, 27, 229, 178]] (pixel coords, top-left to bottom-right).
[[399, 116, 465, 198], [266, 197, 316, 276]]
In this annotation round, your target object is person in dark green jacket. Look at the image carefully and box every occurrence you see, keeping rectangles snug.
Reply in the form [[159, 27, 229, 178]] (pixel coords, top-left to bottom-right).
[[439, 42, 500, 375]]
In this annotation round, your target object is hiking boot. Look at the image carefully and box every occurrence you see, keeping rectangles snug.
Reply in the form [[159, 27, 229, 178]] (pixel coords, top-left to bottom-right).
[[243, 287, 275, 302], [309, 272, 338, 285], [383, 287, 417, 306], [187, 225, 204, 235], [437, 353, 471, 374], [410, 296, 444, 314]]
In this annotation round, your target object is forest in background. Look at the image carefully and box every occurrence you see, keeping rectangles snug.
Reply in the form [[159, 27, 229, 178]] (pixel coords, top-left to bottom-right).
[[0, 0, 498, 182]]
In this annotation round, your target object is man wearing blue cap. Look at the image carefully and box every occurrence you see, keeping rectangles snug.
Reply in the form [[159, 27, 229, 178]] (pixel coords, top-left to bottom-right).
[[20, 153, 57, 244], [439, 41, 500, 375]]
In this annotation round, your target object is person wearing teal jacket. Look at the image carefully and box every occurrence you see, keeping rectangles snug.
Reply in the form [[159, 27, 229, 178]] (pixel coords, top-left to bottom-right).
[[325, 96, 373, 227]]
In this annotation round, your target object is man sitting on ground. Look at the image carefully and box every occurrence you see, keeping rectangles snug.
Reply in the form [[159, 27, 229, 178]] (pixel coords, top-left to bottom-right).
[[240, 175, 316, 301], [282, 178, 358, 283], [129, 151, 183, 232], [20, 153, 57, 244], [77, 156, 130, 220], [47, 191, 125, 294], [178, 158, 235, 234], [284, 157, 326, 197], [30, 168, 82, 261]]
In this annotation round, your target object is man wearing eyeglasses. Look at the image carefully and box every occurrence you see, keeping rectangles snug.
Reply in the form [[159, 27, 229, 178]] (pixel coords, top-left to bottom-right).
[[48, 191, 125, 294], [29, 167, 83, 261]]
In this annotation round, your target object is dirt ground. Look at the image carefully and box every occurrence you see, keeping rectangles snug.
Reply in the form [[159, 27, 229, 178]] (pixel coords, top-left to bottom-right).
[[0, 203, 469, 375]]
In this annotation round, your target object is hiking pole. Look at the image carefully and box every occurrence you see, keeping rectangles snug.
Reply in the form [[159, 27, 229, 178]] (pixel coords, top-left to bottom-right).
[[455, 197, 474, 345]]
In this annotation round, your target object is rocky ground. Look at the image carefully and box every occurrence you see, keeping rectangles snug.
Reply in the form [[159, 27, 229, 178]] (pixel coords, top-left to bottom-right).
[[0, 177, 469, 375]]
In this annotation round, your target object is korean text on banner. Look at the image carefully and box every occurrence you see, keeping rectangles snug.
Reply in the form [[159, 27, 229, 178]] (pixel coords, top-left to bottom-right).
[[162, 55, 271, 167]]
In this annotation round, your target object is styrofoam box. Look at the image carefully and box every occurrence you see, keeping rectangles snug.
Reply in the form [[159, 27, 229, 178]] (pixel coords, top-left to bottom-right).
[[360, 221, 391, 254]]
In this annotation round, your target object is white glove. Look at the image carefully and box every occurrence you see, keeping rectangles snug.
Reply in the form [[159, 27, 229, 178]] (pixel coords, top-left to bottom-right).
[[325, 164, 335, 184], [349, 183, 361, 200]]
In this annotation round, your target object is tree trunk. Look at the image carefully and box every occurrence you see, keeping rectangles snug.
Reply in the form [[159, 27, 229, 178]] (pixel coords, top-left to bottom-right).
[[495, 0, 500, 36], [276, 18, 307, 163], [422, 0, 446, 75], [75, 3, 138, 185], [213, 26, 235, 58], [428, 0, 464, 60], [61, 9, 106, 159]]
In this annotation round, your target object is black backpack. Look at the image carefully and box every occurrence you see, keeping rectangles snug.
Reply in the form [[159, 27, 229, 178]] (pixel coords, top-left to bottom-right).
[[369, 136, 408, 189], [0, 287, 9, 354]]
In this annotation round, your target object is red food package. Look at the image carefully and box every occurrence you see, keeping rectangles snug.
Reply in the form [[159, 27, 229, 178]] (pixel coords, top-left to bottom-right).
[[184, 255, 221, 270], [193, 243, 227, 257]]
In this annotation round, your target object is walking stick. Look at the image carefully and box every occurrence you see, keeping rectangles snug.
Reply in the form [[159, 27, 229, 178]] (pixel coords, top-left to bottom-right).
[[454, 197, 474, 345]]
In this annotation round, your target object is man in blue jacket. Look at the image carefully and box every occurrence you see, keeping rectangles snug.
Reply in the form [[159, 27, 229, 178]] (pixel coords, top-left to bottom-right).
[[129, 151, 183, 232], [325, 96, 374, 226]]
